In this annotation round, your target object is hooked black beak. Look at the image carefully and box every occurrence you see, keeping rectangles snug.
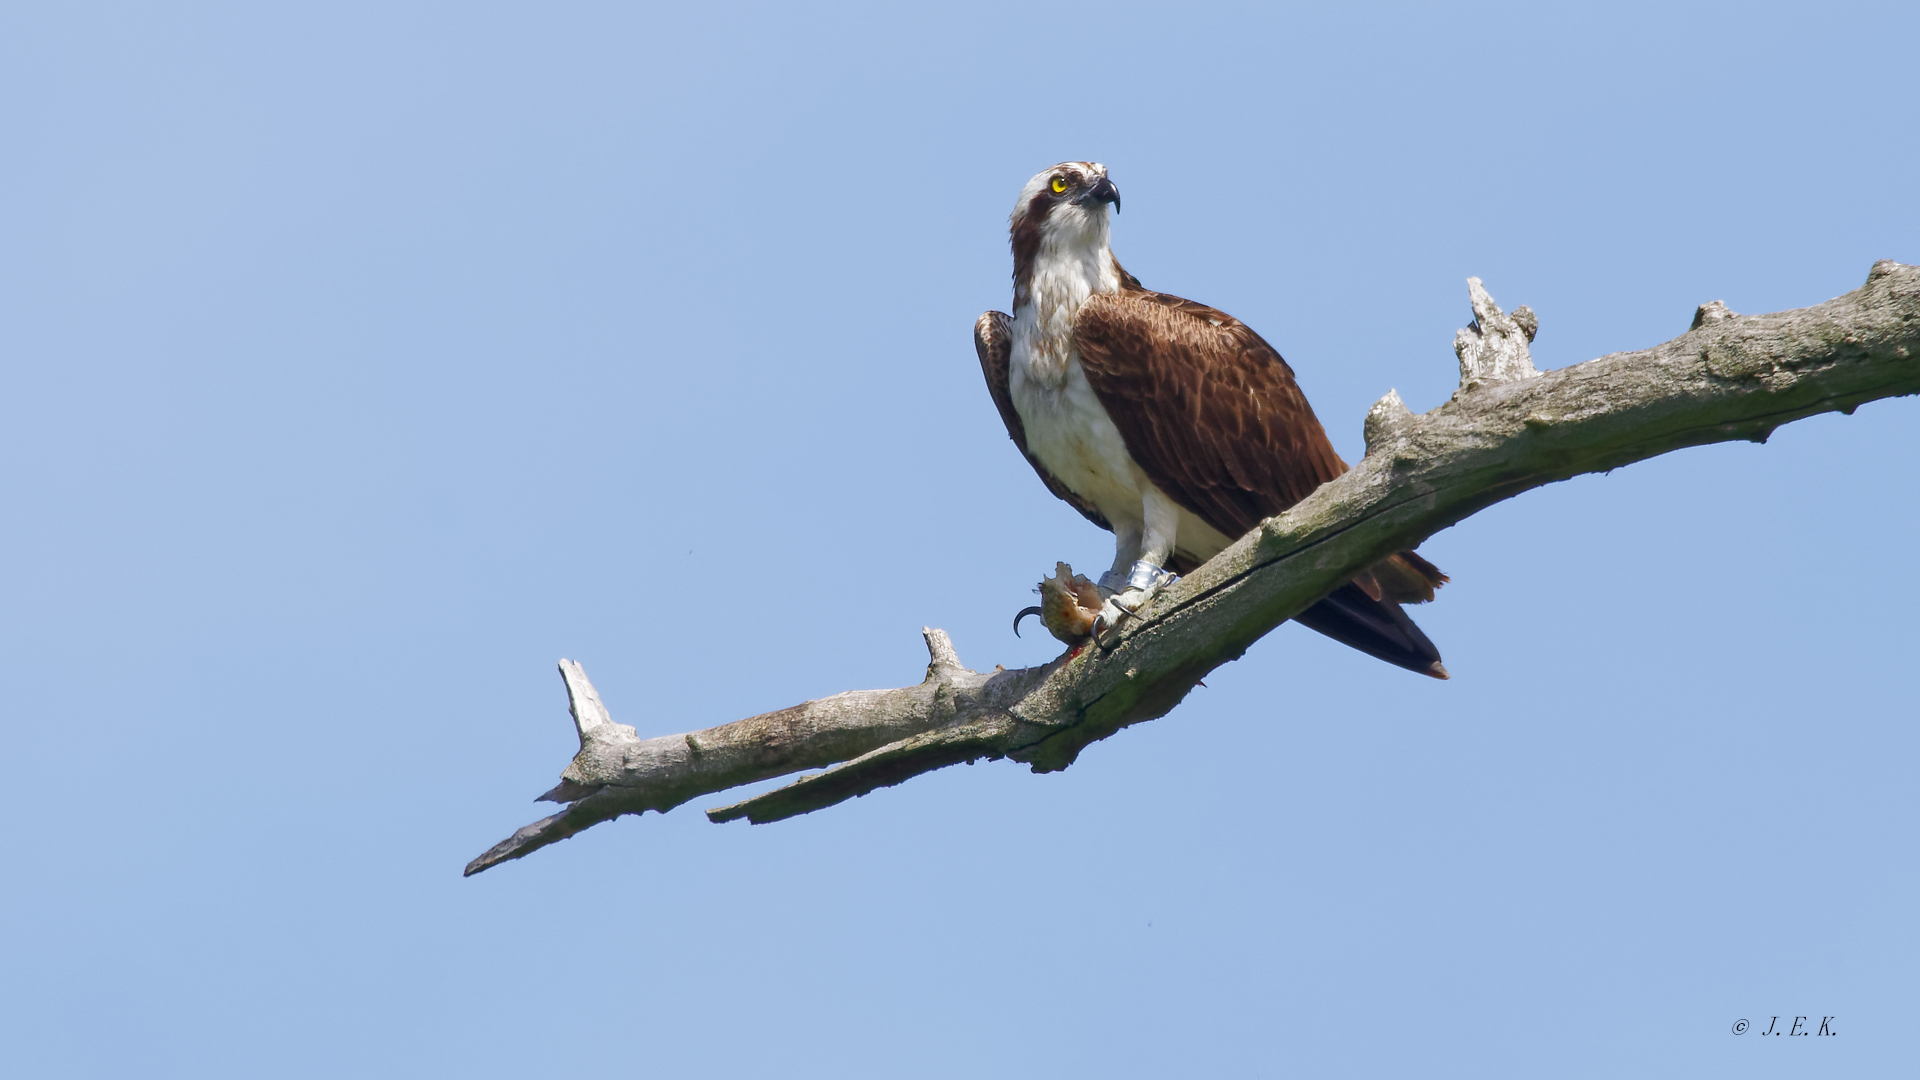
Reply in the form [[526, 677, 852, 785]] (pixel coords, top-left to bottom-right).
[[1076, 176, 1120, 213]]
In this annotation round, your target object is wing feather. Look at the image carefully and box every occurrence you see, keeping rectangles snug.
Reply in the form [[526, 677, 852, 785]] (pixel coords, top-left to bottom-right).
[[974, 310, 1111, 532], [1071, 291, 1344, 538], [1072, 290, 1446, 603]]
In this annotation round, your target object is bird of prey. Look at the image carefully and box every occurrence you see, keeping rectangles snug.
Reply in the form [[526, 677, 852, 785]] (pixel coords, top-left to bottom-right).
[[975, 161, 1449, 678]]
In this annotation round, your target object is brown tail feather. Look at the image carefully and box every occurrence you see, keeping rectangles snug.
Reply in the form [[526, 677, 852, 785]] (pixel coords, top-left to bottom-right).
[[1367, 550, 1449, 605]]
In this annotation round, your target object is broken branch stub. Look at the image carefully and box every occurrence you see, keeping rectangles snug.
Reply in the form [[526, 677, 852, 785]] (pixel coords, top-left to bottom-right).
[[1363, 388, 1416, 458], [466, 262, 1920, 876], [1692, 299, 1738, 330], [1455, 277, 1541, 392]]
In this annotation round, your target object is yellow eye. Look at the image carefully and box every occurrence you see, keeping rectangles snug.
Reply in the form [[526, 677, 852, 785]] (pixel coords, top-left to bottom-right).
[[1050, 176, 1068, 194]]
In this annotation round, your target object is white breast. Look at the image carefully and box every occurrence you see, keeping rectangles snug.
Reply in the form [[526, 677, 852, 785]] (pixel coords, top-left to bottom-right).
[[1011, 343, 1143, 519], [1007, 240, 1146, 532]]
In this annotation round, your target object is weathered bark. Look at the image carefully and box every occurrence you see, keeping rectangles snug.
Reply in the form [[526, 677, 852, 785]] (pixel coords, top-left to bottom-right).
[[466, 261, 1920, 877]]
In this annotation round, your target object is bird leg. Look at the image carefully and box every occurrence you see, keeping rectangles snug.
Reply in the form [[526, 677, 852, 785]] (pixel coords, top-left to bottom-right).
[[1093, 485, 1182, 636]]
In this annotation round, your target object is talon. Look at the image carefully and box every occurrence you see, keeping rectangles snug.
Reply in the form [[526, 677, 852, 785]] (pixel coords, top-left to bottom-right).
[[1013, 606, 1044, 637]]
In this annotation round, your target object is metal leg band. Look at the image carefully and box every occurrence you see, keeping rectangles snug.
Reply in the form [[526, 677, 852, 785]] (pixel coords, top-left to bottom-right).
[[1125, 560, 1179, 592]]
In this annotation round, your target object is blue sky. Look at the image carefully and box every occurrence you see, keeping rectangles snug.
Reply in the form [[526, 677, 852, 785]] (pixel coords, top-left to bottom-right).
[[3, 2, 1915, 1076]]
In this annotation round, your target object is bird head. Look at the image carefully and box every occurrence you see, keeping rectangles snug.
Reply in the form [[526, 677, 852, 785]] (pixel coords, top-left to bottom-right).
[[1008, 162, 1122, 303], [1010, 161, 1121, 241]]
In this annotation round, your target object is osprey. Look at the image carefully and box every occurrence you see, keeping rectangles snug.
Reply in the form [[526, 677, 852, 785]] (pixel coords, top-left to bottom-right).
[[975, 161, 1449, 678]]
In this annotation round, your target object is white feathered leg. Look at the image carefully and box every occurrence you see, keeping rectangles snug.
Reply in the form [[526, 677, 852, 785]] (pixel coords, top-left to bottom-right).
[[1096, 481, 1184, 635]]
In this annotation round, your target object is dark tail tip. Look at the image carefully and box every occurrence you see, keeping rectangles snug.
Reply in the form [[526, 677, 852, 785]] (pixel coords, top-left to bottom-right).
[[1292, 583, 1446, 678]]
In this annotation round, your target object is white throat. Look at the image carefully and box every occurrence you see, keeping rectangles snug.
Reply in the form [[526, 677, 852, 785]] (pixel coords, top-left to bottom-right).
[[1011, 210, 1119, 389]]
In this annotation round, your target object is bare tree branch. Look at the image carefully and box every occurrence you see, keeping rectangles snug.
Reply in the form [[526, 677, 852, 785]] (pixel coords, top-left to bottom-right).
[[466, 261, 1920, 877]]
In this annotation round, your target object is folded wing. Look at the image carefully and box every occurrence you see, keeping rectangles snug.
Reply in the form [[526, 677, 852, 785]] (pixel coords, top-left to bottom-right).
[[1071, 290, 1346, 538]]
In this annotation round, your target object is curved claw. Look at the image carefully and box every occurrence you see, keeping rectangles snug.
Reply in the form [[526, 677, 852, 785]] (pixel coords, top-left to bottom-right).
[[1013, 605, 1044, 638]]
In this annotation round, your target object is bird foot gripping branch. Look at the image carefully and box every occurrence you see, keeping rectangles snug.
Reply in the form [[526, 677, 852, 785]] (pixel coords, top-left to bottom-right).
[[1012, 559, 1178, 653], [1099, 559, 1181, 616]]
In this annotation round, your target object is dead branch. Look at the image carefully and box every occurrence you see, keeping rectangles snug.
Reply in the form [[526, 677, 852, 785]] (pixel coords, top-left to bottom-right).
[[466, 260, 1920, 876]]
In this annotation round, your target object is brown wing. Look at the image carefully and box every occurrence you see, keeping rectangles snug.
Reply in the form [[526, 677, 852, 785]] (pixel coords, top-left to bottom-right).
[[1071, 290, 1345, 537], [974, 310, 1111, 532], [1073, 290, 1445, 603]]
